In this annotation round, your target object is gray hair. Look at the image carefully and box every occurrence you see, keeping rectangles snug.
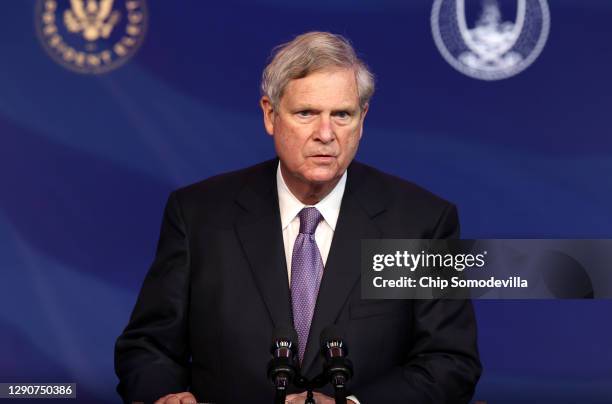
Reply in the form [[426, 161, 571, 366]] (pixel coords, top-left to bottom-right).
[[261, 31, 375, 110]]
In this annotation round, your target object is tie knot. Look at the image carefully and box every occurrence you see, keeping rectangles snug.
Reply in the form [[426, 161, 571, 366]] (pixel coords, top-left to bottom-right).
[[298, 207, 323, 235]]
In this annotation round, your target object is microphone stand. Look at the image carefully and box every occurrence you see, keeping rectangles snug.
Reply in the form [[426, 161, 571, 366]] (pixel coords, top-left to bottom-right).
[[294, 373, 348, 404], [329, 370, 349, 404], [332, 383, 347, 404], [294, 373, 325, 404], [273, 374, 289, 404]]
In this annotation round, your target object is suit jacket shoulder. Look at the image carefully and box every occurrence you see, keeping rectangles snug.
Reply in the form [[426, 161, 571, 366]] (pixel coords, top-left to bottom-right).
[[170, 159, 278, 231]]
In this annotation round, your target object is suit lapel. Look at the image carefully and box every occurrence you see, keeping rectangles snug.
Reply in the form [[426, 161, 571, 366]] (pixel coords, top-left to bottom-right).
[[234, 160, 293, 329], [301, 163, 386, 374]]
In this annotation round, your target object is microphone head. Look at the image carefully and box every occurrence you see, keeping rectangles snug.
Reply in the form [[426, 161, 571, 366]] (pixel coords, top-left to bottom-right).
[[270, 326, 298, 352], [320, 325, 349, 358], [320, 325, 344, 349], [320, 325, 353, 385], [268, 326, 298, 386]]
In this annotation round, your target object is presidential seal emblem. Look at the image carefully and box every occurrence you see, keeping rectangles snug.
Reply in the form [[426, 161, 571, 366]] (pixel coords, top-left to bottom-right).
[[35, 0, 148, 74], [431, 0, 550, 80]]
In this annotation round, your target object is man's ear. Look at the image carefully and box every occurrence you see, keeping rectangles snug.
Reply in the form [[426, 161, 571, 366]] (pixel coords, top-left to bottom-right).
[[358, 103, 369, 139], [260, 96, 275, 136]]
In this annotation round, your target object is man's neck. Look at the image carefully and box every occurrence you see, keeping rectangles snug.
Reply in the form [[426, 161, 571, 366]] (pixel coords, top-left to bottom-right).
[[280, 165, 340, 205]]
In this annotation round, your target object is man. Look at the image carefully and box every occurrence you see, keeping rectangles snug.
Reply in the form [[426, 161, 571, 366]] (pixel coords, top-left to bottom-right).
[[115, 32, 481, 404]]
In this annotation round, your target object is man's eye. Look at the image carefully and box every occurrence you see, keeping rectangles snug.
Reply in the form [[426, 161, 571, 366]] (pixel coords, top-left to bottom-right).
[[334, 111, 350, 119], [297, 110, 312, 117]]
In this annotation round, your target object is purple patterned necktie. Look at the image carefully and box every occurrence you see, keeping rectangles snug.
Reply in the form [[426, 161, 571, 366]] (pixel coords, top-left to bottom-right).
[[291, 207, 325, 363]]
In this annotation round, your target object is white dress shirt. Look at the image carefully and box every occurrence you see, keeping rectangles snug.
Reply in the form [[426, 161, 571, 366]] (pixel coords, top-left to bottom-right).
[[277, 163, 346, 283]]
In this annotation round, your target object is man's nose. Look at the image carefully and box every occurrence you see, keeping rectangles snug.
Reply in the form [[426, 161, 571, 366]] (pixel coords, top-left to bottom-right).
[[314, 115, 335, 143]]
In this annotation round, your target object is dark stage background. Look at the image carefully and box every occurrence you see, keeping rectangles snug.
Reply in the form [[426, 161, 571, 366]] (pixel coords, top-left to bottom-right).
[[1, 0, 611, 402]]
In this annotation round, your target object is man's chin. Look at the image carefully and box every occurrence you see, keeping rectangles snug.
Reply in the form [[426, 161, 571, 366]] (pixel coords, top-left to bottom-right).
[[308, 155, 337, 165], [303, 170, 342, 186]]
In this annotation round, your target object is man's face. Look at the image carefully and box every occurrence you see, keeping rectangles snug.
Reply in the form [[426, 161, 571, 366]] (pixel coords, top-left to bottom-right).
[[261, 68, 368, 188]]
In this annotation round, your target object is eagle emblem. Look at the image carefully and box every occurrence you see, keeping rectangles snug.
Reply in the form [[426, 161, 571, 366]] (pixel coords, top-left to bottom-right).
[[36, 0, 149, 73], [64, 0, 121, 41]]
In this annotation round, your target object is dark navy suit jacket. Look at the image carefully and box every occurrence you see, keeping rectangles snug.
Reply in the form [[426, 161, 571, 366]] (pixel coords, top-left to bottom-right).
[[115, 159, 481, 403]]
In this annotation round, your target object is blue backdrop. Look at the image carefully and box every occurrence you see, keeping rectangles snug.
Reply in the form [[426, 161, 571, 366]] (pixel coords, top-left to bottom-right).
[[1, 1, 611, 402]]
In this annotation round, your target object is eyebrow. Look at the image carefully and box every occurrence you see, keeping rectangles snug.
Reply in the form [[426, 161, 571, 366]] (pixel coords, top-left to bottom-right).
[[291, 105, 358, 112]]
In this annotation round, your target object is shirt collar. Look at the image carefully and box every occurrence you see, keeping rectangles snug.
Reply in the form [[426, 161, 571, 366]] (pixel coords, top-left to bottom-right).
[[277, 162, 347, 231]]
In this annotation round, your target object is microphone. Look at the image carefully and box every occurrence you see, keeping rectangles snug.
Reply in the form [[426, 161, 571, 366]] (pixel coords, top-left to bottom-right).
[[267, 326, 299, 404], [320, 326, 353, 404]]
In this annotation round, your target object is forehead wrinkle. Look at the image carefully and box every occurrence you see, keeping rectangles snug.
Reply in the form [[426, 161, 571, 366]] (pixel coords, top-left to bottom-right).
[[282, 71, 360, 111]]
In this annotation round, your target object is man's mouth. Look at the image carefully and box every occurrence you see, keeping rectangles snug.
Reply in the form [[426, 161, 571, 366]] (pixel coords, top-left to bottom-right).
[[309, 155, 337, 164], [309, 153, 337, 158]]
